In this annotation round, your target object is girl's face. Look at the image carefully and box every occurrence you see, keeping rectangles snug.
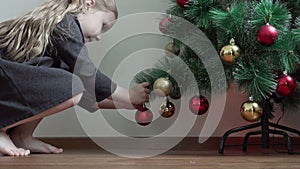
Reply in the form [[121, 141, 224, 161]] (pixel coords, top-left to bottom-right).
[[77, 9, 116, 42]]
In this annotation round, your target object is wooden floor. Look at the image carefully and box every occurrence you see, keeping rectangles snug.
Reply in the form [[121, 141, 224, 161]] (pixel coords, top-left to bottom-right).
[[1, 137, 300, 169]]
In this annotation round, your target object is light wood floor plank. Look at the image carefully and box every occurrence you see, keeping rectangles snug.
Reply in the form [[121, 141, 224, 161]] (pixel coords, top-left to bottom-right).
[[0, 137, 300, 169]]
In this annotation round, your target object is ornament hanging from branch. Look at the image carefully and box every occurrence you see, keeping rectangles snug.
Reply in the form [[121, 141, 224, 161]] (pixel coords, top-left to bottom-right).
[[159, 99, 176, 118], [159, 16, 173, 34], [153, 77, 173, 97], [164, 41, 180, 57], [276, 72, 296, 97], [256, 23, 278, 46], [220, 38, 240, 64], [189, 95, 209, 115], [176, 0, 194, 8], [240, 98, 263, 122]]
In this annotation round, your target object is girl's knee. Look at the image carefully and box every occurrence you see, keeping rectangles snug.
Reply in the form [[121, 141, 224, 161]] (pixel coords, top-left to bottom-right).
[[65, 92, 83, 107], [72, 92, 83, 106]]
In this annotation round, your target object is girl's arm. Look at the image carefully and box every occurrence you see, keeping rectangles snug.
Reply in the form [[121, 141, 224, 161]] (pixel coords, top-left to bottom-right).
[[97, 99, 133, 109], [98, 82, 150, 109], [51, 15, 150, 111]]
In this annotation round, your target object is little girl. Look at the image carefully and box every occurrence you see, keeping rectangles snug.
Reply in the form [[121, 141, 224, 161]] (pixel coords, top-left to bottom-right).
[[0, 0, 150, 156]]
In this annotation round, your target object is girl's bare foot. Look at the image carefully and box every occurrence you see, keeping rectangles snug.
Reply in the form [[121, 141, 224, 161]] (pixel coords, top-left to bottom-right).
[[10, 131, 63, 154], [0, 130, 30, 156], [1, 93, 83, 155]]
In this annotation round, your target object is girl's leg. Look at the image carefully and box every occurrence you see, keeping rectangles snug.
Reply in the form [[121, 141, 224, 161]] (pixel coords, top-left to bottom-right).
[[0, 92, 83, 156]]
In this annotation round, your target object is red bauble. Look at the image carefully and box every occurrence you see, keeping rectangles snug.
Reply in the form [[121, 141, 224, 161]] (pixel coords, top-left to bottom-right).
[[276, 75, 296, 96], [159, 17, 172, 33], [189, 95, 209, 115], [135, 107, 153, 126], [176, 0, 192, 8], [256, 23, 278, 46]]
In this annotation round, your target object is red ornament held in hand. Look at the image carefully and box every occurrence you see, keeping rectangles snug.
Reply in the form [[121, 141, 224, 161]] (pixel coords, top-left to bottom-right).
[[135, 107, 153, 126], [276, 74, 296, 96], [256, 23, 278, 46], [189, 95, 209, 115]]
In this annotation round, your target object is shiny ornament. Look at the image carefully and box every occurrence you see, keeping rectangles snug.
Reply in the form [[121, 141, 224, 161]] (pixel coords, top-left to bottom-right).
[[189, 95, 209, 115], [276, 74, 296, 96], [159, 17, 172, 33], [165, 42, 180, 56], [135, 107, 153, 126], [220, 38, 240, 64], [240, 100, 263, 122], [159, 100, 176, 118], [153, 77, 173, 97], [256, 23, 278, 46], [176, 0, 194, 8]]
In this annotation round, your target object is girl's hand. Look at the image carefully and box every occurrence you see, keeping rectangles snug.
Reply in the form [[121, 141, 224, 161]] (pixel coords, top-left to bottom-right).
[[106, 82, 150, 110], [129, 82, 150, 108]]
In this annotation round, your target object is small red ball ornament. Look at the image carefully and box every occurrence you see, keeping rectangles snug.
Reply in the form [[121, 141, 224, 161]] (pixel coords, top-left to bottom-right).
[[159, 17, 172, 33], [189, 95, 209, 115], [135, 107, 153, 126], [256, 23, 278, 46], [176, 0, 193, 8], [276, 74, 296, 96]]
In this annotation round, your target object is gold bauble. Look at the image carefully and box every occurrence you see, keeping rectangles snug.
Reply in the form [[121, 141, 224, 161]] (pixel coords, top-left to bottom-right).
[[159, 101, 175, 118], [220, 38, 240, 64], [153, 77, 173, 97], [165, 42, 180, 56], [240, 101, 263, 122]]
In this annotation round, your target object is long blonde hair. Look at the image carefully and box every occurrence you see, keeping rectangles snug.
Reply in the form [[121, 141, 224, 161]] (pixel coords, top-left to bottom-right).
[[0, 0, 118, 62]]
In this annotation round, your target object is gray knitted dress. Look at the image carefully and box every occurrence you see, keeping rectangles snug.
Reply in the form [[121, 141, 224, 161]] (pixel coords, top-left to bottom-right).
[[0, 14, 116, 129]]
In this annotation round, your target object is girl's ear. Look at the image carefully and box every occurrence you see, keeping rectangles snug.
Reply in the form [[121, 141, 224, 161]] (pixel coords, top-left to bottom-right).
[[85, 0, 95, 8]]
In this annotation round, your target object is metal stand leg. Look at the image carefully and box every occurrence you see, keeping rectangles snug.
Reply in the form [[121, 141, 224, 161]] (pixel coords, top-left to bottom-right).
[[219, 107, 299, 154], [218, 123, 260, 154], [242, 129, 294, 154]]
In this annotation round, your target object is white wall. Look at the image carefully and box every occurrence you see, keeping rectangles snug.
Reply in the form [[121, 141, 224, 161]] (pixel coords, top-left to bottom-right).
[[2, 0, 299, 138]]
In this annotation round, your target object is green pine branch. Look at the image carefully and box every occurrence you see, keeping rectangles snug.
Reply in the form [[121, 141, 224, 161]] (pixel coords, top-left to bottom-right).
[[234, 61, 277, 101], [250, 0, 291, 29], [134, 0, 300, 106]]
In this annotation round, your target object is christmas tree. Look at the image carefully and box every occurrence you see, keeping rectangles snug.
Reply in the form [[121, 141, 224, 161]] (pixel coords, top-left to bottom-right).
[[134, 0, 300, 153], [135, 0, 300, 118]]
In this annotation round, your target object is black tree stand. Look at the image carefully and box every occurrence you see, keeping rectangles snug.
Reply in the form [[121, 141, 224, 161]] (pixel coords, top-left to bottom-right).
[[219, 101, 300, 154]]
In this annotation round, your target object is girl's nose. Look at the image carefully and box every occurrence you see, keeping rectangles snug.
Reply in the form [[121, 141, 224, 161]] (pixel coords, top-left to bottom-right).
[[95, 35, 101, 41]]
